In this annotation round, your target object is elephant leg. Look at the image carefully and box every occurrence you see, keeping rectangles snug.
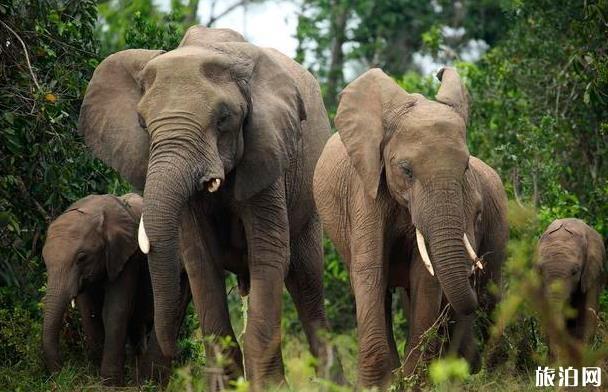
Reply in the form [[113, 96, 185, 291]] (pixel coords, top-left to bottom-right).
[[285, 216, 344, 383], [180, 207, 243, 383], [385, 290, 400, 370], [403, 251, 443, 377], [240, 182, 289, 389], [449, 312, 480, 373], [100, 259, 138, 386], [76, 287, 104, 363], [350, 237, 392, 389], [577, 286, 600, 342], [476, 228, 506, 343]]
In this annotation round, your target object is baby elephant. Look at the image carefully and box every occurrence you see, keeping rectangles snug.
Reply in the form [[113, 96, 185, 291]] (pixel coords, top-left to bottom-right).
[[42, 193, 174, 385], [537, 218, 606, 343]]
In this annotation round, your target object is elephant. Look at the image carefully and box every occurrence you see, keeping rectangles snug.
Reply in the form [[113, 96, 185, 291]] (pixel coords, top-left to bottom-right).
[[78, 26, 340, 388], [313, 67, 508, 388], [42, 193, 189, 385], [536, 218, 606, 345]]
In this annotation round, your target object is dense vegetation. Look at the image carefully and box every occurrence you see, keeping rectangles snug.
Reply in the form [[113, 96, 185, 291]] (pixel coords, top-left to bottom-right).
[[0, 0, 606, 390]]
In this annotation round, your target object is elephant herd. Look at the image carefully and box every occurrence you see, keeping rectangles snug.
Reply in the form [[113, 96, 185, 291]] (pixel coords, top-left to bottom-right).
[[40, 26, 606, 390]]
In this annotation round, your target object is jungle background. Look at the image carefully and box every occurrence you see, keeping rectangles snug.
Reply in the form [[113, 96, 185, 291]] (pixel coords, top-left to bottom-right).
[[0, 0, 607, 390]]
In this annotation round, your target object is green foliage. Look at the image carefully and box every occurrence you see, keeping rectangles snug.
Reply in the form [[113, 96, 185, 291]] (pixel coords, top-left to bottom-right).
[[0, 0, 127, 377], [296, 0, 510, 113], [466, 0, 608, 235], [322, 237, 356, 332], [429, 357, 470, 385], [97, 0, 199, 54]]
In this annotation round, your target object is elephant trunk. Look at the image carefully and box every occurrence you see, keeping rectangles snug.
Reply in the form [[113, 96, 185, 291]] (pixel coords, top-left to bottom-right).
[[543, 269, 572, 306], [143, 158, 193, 358], [415, 180, 477, 315], [143, 126, 223, 357], [42, 280, 72, 372]]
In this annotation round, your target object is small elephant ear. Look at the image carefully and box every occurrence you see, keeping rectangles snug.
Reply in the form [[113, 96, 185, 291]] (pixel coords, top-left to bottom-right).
[[231, 45, 307, 200], [79, 49, 164, 190], [103, 195, 140, 282], [179, 25, 246, 47], [435, 67, 470, 124], [582, 226, 606, 292], [335, 68, 413, 200]]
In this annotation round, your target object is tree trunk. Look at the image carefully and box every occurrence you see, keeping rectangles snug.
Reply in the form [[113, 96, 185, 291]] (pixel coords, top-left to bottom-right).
[[325, 0, 348, 113]]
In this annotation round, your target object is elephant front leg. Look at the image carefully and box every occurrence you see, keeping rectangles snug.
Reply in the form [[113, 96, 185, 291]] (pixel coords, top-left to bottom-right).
[[403, 251, 443, 377], [180, 204, 243, 385], [577, 287, 600, 343], [240, 181, 289, 389], [100, 260, 138, 386], [350, 240, 393, 389], [76, 287, 104, 363]]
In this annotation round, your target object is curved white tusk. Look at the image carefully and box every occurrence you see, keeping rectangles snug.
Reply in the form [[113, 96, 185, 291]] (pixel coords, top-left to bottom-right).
[[416, 228, 434, 276], [207, 178, 221, 193], [71, 299, 75, 309], [138, 216, 150, 254], [463, 233, 483, 270]]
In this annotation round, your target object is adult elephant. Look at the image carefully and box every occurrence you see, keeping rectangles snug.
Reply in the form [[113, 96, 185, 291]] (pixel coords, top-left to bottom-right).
[[79, 26, 337, 388], [313, 68, 508, 388]]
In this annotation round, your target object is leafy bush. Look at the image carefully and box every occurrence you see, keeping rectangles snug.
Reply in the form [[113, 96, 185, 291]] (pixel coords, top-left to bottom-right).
[[466, 0, 608, 236], [0, 1, 125, 380]]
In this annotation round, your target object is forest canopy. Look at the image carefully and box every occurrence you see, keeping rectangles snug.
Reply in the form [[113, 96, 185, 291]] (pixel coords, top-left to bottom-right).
[[0, 0, 607, 390]]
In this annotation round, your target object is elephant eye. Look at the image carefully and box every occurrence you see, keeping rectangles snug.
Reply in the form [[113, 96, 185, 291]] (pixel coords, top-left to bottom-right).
[[138, 114, 147, 130], [76, 252, 87, 264], [399, 161, 413, 179], [571, 266, 580, 276], [216, 106, 232, 130]]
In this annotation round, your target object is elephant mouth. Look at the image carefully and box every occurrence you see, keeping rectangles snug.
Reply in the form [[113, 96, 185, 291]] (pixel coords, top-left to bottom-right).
[[415, 228, 483, 276]]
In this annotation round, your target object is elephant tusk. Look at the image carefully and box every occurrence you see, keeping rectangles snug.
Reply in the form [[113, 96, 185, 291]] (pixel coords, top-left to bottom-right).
[[207, 178, 221, 193], [138, 216, 150, 254], [71, 299, 75, 309], [463, 233, 483, 271], [416, 228, 434, 276]]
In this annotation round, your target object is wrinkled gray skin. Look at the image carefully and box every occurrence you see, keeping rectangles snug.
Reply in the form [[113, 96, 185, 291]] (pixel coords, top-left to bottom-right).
[[79, 26, 340, 389], [42, 193, 189, 385], [314, 68, 508, 388], [537, 218, 606, 345]]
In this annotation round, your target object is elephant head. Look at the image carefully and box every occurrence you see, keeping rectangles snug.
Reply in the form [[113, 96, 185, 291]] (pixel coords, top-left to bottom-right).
[[42, 194, 141, 371], [79, 26, 306, 356], [537, 219, 606, 305], [335, 68, 479, 315]]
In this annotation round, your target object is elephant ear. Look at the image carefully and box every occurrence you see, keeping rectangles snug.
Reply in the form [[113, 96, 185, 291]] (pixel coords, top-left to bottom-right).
[[79, 49, 164, 190], [102, 195, 140, 282], [335, 68, 414, 200], [435, 67, 469, 124], [582, 226, 606, 292], [179, 25, 246, 47], [231, 46, 306, 201]]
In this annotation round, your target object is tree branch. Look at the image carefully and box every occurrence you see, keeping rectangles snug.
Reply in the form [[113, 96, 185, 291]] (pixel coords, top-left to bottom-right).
[[206, 0, 249, 27], [0, 20, 42, 92], [16, 177, 51, 223]]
